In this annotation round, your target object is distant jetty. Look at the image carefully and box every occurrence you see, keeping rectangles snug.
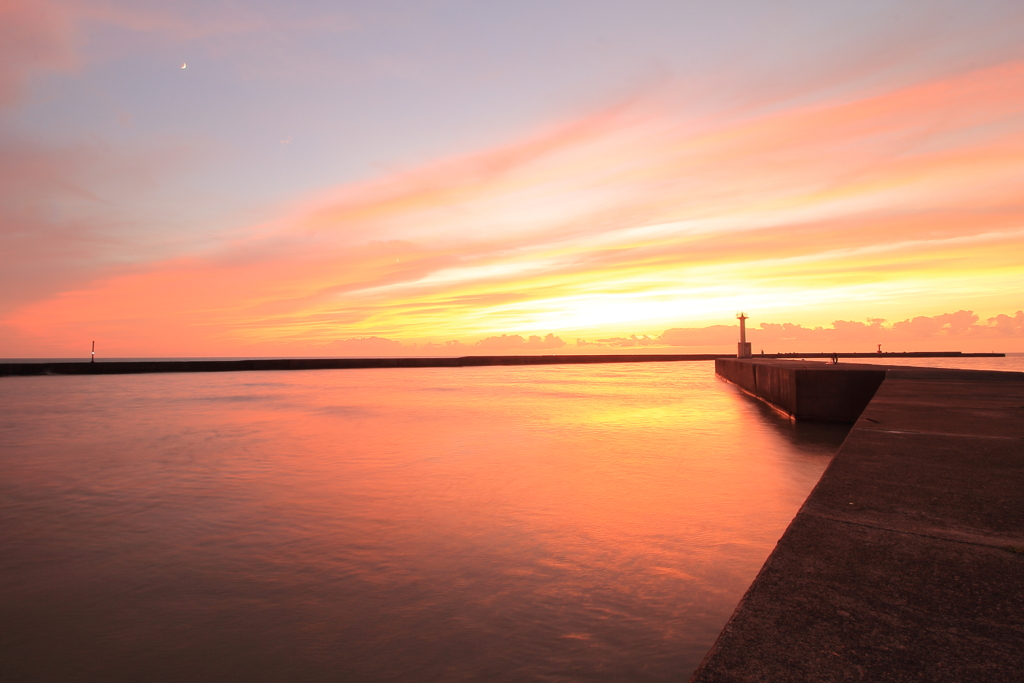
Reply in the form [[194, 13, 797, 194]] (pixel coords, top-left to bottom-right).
[[0, 351, 1004, 377]]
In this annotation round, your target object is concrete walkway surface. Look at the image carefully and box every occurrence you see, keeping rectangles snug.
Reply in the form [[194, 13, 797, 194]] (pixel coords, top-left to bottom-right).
[[692, 363, 1024, 682]]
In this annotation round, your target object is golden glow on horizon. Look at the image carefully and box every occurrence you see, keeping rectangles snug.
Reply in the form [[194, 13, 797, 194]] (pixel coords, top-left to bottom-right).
[[3, 62, 1024, 356]]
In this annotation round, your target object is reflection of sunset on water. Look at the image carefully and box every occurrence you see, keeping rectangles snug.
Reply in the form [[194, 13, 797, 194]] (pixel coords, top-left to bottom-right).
[[0, 364, 845, 680]]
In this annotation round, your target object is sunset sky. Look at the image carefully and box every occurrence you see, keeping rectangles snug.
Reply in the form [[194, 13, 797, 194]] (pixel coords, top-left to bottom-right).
[[2, 0, 1023, 357]]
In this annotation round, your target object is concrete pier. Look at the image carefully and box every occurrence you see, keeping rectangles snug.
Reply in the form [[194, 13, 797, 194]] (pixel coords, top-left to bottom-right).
[[693, 359, 1024, 682], [713, 358, 1019, 422]]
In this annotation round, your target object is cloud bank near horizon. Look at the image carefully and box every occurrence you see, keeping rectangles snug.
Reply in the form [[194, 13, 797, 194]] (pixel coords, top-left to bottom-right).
[[295, 310, 1024, 357], [665, 310, 1024, 350]]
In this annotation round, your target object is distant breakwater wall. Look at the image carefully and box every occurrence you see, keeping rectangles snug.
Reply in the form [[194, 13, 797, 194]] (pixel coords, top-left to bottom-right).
[[1, 354, 738, 377], [753, 351, 1002, 359], [1, 352, 1004, 378]]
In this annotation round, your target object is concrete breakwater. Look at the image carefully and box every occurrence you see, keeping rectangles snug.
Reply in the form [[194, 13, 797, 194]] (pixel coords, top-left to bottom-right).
[[693, 359, 1024, 682], [752, 352, 1002, 359], [0, 351, 1002, 377], [713, 357, 1018, 422], [1, 354, 738, 377]]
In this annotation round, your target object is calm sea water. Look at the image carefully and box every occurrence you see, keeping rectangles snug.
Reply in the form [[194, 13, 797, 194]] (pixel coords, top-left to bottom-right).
[[2, 362, 849, 682]]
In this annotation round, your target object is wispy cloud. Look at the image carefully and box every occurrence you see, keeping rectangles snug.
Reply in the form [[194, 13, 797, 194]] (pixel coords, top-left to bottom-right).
[[4, 61, 1024, 355]]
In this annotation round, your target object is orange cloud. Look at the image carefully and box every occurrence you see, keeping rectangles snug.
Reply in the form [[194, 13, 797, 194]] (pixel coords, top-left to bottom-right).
[[0, 0, 77, 106], [4, 62, 1024, 356]]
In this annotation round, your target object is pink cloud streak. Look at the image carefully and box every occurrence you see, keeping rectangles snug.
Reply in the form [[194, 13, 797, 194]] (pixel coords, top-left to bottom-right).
[[4, 61, 1024, 356]]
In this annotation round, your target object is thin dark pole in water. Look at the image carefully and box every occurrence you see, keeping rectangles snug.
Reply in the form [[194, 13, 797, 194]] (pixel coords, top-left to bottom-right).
[[91, 341, 95, 363]]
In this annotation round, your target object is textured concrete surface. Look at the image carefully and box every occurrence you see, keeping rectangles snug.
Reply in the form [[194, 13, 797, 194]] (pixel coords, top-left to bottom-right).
[[692, 370, 1024, 682]]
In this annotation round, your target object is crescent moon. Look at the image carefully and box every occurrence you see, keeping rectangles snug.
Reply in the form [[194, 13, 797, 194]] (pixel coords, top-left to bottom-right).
[[181, 63, 187, 69]]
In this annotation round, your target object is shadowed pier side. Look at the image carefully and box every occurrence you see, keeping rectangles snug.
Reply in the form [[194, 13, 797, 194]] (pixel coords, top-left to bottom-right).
[[692, 359, 1024, 682]]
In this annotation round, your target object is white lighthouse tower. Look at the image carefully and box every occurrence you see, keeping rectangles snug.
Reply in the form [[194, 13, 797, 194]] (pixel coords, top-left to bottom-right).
[[737, 312, 752, 358]]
